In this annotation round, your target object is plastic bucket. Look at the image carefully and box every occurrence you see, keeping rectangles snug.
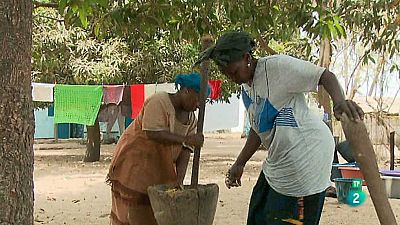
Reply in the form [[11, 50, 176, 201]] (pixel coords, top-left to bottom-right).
[[381, 176, 400, 199], [339, 167, 366, 185], [380, 170, 400, 177], [334, 178, 363, 203]]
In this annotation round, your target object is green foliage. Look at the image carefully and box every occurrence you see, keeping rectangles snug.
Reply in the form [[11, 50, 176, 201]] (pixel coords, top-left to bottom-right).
[[32, 8, 73, 84], [337, 0, 400, 66], [34, 0, 399, 100], [58, 0, 109, 28], [51, 0, 353, 71], [52, 0, 399, 63], [32, 7, 240, 101]]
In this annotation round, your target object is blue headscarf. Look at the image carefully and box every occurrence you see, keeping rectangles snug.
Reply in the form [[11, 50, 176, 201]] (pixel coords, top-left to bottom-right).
[[175, 73, 211, 96]]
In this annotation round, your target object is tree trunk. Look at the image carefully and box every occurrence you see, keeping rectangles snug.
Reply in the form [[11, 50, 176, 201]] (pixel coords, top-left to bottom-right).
[[368, 56, 385, 96], [0, 1, 34, 224], [317, 38, 333, 131], [84, 119, 101, 162], [344, 42, 350, 92], [348, 66, 363, 100]]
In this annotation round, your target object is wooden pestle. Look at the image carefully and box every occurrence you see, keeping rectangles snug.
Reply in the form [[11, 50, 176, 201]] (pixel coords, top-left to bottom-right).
[[340, 113, 397, 225]]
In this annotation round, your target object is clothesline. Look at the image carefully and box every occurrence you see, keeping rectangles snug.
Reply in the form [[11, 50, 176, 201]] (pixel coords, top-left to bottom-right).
[[32, 81, 222, 126]]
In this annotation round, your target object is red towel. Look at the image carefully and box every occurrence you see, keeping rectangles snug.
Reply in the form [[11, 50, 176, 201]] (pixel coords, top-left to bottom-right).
[[130, 84, 145, 119], [208, 80, 222, 100]]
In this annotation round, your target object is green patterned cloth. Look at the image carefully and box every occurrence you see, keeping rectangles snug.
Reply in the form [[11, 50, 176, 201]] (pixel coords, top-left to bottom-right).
[[54, 85, 103, 126]]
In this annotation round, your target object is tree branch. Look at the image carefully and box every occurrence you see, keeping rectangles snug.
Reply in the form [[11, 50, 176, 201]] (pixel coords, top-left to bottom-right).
[[33, 1, 58, 9], [345, 51, 368, 93], [34, 14, 64, 22], [389, 0, 400, 9], [257, 35, 277, 55]]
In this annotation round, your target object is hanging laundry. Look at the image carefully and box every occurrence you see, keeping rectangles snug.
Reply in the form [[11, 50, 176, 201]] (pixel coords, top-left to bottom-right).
[[98, 104, 120, 123], [103, 85, 124, 104], [208, 80, 222, 100], [54, 85, 103, 126], [120, 85, 131, 117], [32, 82, 55, 102], [145, 83, 176, 100], [144, 84, 157, 100], [130, 84, 145, 119], [155, 83, 176, 93], [98, 104, 124, 140]]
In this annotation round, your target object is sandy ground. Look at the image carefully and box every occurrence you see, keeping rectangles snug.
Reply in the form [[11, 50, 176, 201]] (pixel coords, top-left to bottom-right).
[[33, 133, 400, 225]]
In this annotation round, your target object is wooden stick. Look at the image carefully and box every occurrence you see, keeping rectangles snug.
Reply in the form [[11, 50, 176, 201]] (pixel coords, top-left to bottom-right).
[[191, 35, 214, 188], [340, 114, 397, 225], [390, 132, 395, 170]]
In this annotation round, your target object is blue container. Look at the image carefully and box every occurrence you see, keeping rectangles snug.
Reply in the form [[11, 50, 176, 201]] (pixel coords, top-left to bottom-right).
[[70, 123, 84, 138], [334, 178, 363, 203], [57, 123, 70, 139]]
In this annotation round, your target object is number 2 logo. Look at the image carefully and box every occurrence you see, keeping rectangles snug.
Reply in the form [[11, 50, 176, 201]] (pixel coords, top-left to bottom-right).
[[347, 190, 366, 207], [353, 192, 360, 204]]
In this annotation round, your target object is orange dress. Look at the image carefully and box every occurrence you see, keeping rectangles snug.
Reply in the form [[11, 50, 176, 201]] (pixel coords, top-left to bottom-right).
[[107, 92, 196, 225]]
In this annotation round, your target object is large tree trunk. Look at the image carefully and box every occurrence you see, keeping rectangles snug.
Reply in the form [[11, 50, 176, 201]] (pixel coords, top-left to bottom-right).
[[84, 119, 101, 162], [0, 1, 35, 224]]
